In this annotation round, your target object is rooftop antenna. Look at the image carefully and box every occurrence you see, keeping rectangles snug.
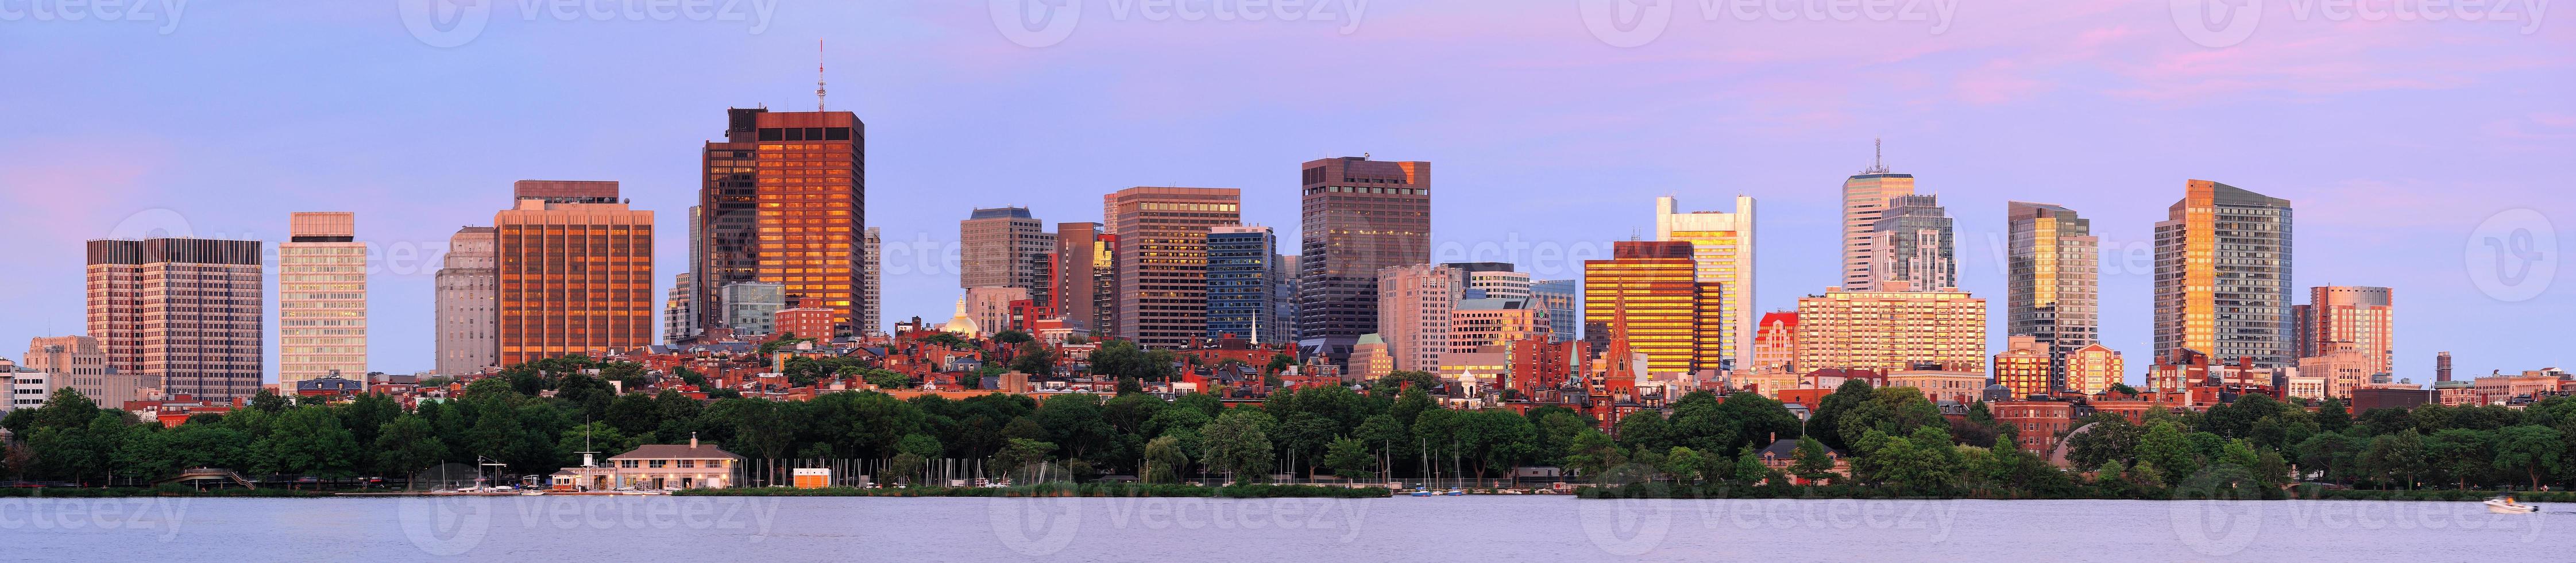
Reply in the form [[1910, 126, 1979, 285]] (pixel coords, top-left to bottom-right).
[[816, 39, 828, 111], [1867, 138, 1888, 174]]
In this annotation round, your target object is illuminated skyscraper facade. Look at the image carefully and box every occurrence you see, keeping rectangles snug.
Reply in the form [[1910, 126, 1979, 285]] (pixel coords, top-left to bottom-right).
[[2153, 180, 2293, 367], [698, 108, 864, 338]]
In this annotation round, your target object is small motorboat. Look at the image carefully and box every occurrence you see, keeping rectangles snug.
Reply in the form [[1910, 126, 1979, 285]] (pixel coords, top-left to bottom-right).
[[1443, 489, 1464, 496], [2486, 496, 2539, 514], [1409, 490, 1435, 497]]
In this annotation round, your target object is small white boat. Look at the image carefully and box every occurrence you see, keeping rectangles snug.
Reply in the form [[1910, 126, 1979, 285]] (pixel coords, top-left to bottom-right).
[[1443, 489, 1464, 496], [2486, 496, 2539, 514], [1409, 490, 1435, 497]]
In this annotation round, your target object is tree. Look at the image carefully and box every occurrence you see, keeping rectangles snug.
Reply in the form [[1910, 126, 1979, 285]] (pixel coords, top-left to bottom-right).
[[1562, 429, 1624, 479], [2493, 425, 2564, 491], [1200, 408, 1278, 484], [2134, 422, 2199, 485], [1792, 439, 1837, 485], [1837, 387, 1944, 448], [1805, 379, 1872, 450], [1010, 341, 1055, 376], [1325, 436, 1376, 480], [265, 406, 361, 480], [1732, 446, 1767, 485], [375, 415, 449, 485], [1265, 353, 1296, 375], [1661, 446, 1706, 484], [994, 330, 1034, 345], [2425, 429, 2494, 489], [1143, 435, 1191, 484], [992, 438, 1059, 480]]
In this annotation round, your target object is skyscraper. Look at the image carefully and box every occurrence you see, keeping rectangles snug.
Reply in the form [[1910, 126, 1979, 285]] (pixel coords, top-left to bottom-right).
[[1840, 144, 1914, 292], [86, 237, 264, 399], [698, 108, 865, 338], [1297, 156, 1431, 364], [1867, 194, 1955, 292], [2007, 201, 2098, 391], [1377, 264, 1461, 372], [1795, 288, 1988, 375], [1104, 187, 1241, 347], [1444, 262, 1532, 300], [496, 182, 654, 367], [2295, 286, 2394, 376], [1583, 241, 1723, 376], [1207, 226, 1285, 344], [435, 226, 497, 377], [1051, 222, 1103, 336], [2153, 180, 2294, 367], [1530, 279, 1579, 343], [862, 226, 882, 337], [960, 207, 1055, 291], [1653, 195, 1757, 368], [665, 274, 696, 344], [279, 212, 368, 390]]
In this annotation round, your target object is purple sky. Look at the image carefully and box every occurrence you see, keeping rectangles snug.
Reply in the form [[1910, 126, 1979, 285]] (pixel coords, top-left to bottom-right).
[[2, 1, 2568, 383]]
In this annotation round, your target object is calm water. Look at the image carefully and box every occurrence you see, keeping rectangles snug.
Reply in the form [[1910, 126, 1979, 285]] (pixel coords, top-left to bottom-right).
[[0, 495, 2558, 561]]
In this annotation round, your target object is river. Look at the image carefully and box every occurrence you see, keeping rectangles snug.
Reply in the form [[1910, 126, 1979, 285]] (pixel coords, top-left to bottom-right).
[[0, 496, 2554, 561]]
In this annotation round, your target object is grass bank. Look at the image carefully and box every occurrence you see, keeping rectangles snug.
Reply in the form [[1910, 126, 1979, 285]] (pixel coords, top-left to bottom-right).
[[0, 485, 334, 498]]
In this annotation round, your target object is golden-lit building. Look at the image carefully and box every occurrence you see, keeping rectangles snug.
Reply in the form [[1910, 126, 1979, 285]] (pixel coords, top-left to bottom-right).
[[2066, 342, 2125, 396], [1751, 311, 1798, 374], [1449, 298, 1550, 354], [279, 212, 368, 391], [1654, 195, 1756, 367], [1350, 334, 1393, 380], [1795, 288, 1987, 375], [2006, 201, 2098, 391], [1889, 369, 1989, 405], [2152, 180, 2293, 368], [1104, 187, 1242, 348], [496, 183, 654, 367], [1993, 335, 2051, 398], [1584, 241, 1722, 376], [697, 109, 865, 340], [1840, 154, 1915, 291]]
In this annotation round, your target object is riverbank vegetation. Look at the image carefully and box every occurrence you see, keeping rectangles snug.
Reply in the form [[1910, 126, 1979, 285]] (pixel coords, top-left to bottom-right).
[[674, 483, 1391, 498]]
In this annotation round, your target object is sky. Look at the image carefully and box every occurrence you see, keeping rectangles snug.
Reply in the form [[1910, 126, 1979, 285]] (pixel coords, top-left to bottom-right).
[[0, 0, 2569, 384]]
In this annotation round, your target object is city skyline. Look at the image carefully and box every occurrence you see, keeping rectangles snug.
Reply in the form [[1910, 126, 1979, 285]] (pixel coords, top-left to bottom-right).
[[1, 3, 2566, 381]]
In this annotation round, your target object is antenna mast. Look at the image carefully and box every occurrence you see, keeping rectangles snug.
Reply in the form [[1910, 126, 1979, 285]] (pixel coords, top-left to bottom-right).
[[1867, 138, 1888, 173], [816, 39, 828, 111]]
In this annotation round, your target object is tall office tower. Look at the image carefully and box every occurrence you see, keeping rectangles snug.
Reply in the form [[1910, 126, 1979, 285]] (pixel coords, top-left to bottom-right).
[[1091, 233, 1121, 338], [495, 182, 654, 367], [721, 282, 785, 337], [1794, 288, 1988, 375], [1442, 262, 1532, 299], [1865, 195, 1956, 292], [1583, 241, 1723, 376], [1653, 195, 1758, 369], [2065, 343, 2125, 396], [435, 226, 498, 377], [861, 227, 882, 337], [1272, 254, 1300, 344], [1207, 226, 1284, 344], [1751, 311, 1798, 373], [277, 212, 368, 390], [1530, 279, 1579, 343], [1051, 222, 1103, 334], [24, 336, 141, 409], [86, 238, 264, 399], [1376, 264, 1461, 372], [2006, 201, 2099, 392], [1297, 156, 1431, 364], [2153, 180, 2293, 367], [1840, 143, 1915, 291], [1993, 335, 2051, 398], [1449, 298, 1550, 354], [665, 275, 696, 344], [1104, 187, 1241, 347], [698, 108, 865, 338], [2295, 286, 2393, 376], [960, 206, 1055, 291]]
